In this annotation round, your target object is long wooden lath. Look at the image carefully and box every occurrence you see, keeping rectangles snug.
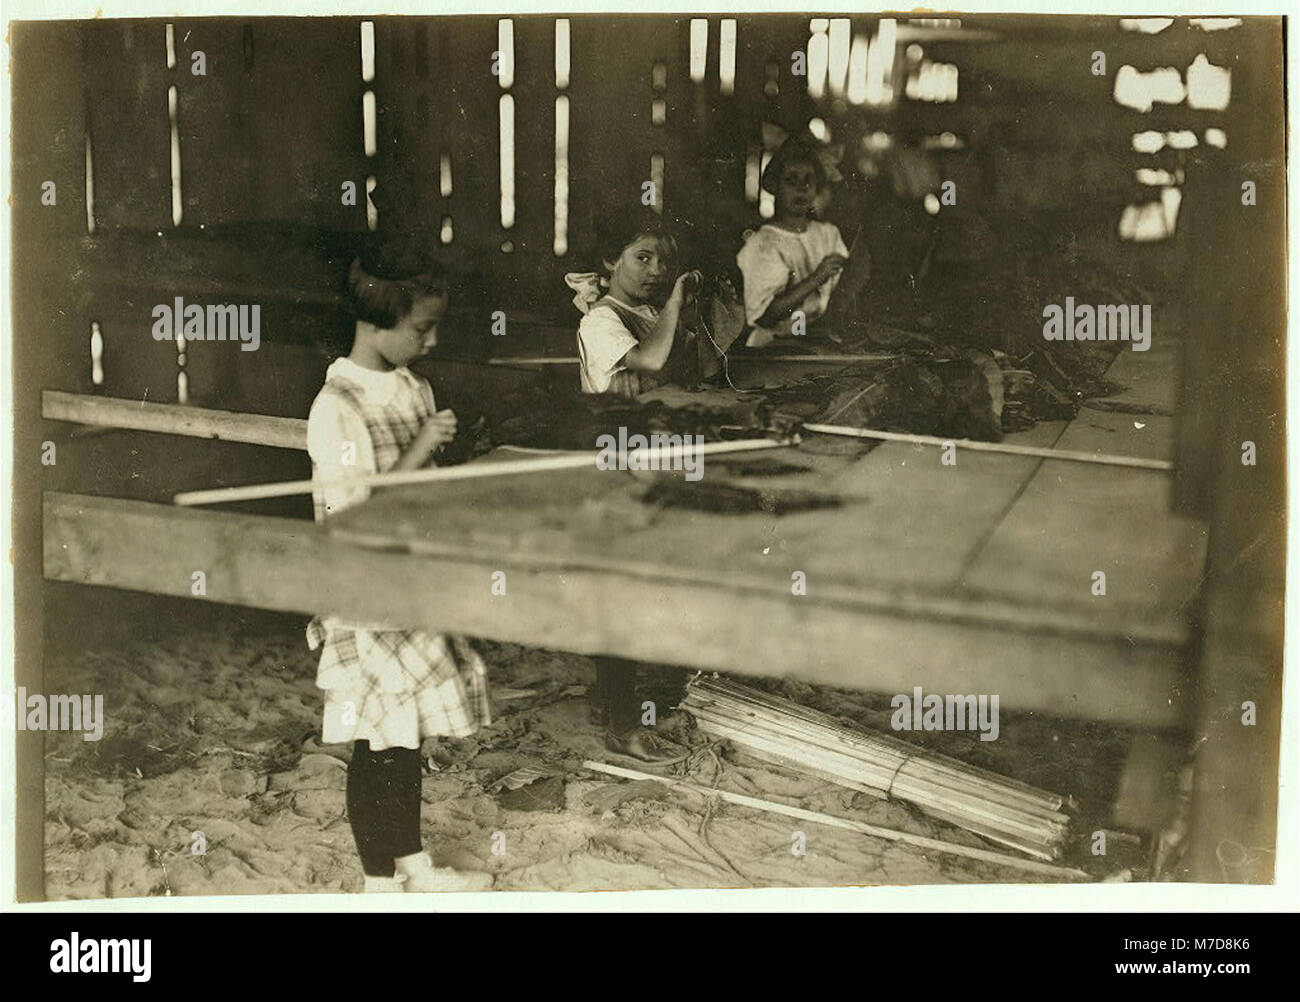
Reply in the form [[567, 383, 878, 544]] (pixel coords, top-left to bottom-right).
[[583, 760, 1090, 880], [487, 354, 901, 366], [45, 392, 1173, 475], [172, 437, 792, 506], [802, 422, 1174, 471]]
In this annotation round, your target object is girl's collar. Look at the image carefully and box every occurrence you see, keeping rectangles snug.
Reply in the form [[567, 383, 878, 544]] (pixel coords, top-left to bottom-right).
[[768, 219, 813, 234], [330, 356, 408, 399]]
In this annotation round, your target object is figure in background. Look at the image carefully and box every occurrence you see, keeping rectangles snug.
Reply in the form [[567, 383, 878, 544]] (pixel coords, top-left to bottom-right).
[[737, 137, 872, 348]]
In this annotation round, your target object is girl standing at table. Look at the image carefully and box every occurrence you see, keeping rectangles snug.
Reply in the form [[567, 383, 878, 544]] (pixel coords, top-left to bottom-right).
[[306, 239, 494, 893]]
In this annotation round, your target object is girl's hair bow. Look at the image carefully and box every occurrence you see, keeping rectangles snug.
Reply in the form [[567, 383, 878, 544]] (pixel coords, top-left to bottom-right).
[[761, 122, 845, 186], [564, 272, 608, 315]]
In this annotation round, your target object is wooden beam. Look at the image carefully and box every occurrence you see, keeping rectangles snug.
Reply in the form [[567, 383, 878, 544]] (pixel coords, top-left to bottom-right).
[[42, 390, 307, 451], [44, 492, 1189, 726]]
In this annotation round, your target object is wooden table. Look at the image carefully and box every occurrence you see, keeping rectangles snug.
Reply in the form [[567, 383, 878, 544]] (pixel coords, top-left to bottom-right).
[[44, 337, 1205, 726], [319, 337, 1205, 725]]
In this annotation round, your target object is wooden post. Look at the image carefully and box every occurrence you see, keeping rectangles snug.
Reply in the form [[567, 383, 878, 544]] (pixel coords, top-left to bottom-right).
[[12, 21, 91, 902], [1176, 19, 1287, 883]]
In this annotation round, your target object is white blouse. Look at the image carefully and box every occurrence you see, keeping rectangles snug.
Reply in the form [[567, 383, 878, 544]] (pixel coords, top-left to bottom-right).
[[736, 220, 848, 346]]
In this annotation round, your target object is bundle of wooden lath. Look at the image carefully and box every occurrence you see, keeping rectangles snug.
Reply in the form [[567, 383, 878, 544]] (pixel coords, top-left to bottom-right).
[[680, 675, 1071, 861]]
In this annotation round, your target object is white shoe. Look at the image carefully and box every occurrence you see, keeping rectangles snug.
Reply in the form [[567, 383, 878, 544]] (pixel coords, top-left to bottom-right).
[[363, 874, 406, 893], [393, 851, 494, 892]]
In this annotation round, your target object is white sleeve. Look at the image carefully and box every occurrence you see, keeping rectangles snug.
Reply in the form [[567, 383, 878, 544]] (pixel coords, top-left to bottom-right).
[[737, 232, 793, 326], [307, 393, 376, 518], [577, 307, 639, 394], [416, 376, 437, 414]]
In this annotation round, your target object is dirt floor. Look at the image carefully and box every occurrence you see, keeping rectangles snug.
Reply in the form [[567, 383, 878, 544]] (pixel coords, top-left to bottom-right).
[[39, 587, 1147, 899]]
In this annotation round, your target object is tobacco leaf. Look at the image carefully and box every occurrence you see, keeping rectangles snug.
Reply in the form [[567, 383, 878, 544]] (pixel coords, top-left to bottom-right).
[[640, 478, 843, 516]]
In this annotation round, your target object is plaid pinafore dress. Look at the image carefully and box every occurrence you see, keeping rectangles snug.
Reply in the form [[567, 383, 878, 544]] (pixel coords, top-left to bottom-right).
[[305, 372, 491, 750]]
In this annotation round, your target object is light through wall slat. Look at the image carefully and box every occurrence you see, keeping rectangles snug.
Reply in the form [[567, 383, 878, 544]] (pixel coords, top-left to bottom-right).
[[807, 22, 829, 99], [689, 19, 708, 83], [497, 19, 515, 90], [90, 322, 104, 386], [555, 19, 571, 89], [719, 19, 737, 94], [759, 152, 774, 218], [499, 94, 515, 229], [869, 18, 897, 105], [554, 94, 570, 255], [362, 90, 377, 157], [360, 21, 375, 82], [744, 151, 760, 202], [440, 153, 453, 198], [847, 33, 870, 105], [167, 84, 183, 226], [84, 133, 96, 234], [827, 18, 851, 97]]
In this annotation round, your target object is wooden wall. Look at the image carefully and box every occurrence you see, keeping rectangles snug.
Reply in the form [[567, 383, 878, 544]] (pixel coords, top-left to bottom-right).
[[16, 13, 1240, 411]]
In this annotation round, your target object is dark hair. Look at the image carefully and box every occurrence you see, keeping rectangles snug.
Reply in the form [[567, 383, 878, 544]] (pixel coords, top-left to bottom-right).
[[761, 139, 827, 197], [594, 209, 678, 274], [346, 238, 447, 329]]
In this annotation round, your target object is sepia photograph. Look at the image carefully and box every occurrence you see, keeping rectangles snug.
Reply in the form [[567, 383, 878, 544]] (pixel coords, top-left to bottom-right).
[[3, 0, 1293, 933]]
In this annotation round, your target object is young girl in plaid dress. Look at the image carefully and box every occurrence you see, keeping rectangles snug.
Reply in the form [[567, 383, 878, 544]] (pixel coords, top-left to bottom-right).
[[306, 242, 494, 893]]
